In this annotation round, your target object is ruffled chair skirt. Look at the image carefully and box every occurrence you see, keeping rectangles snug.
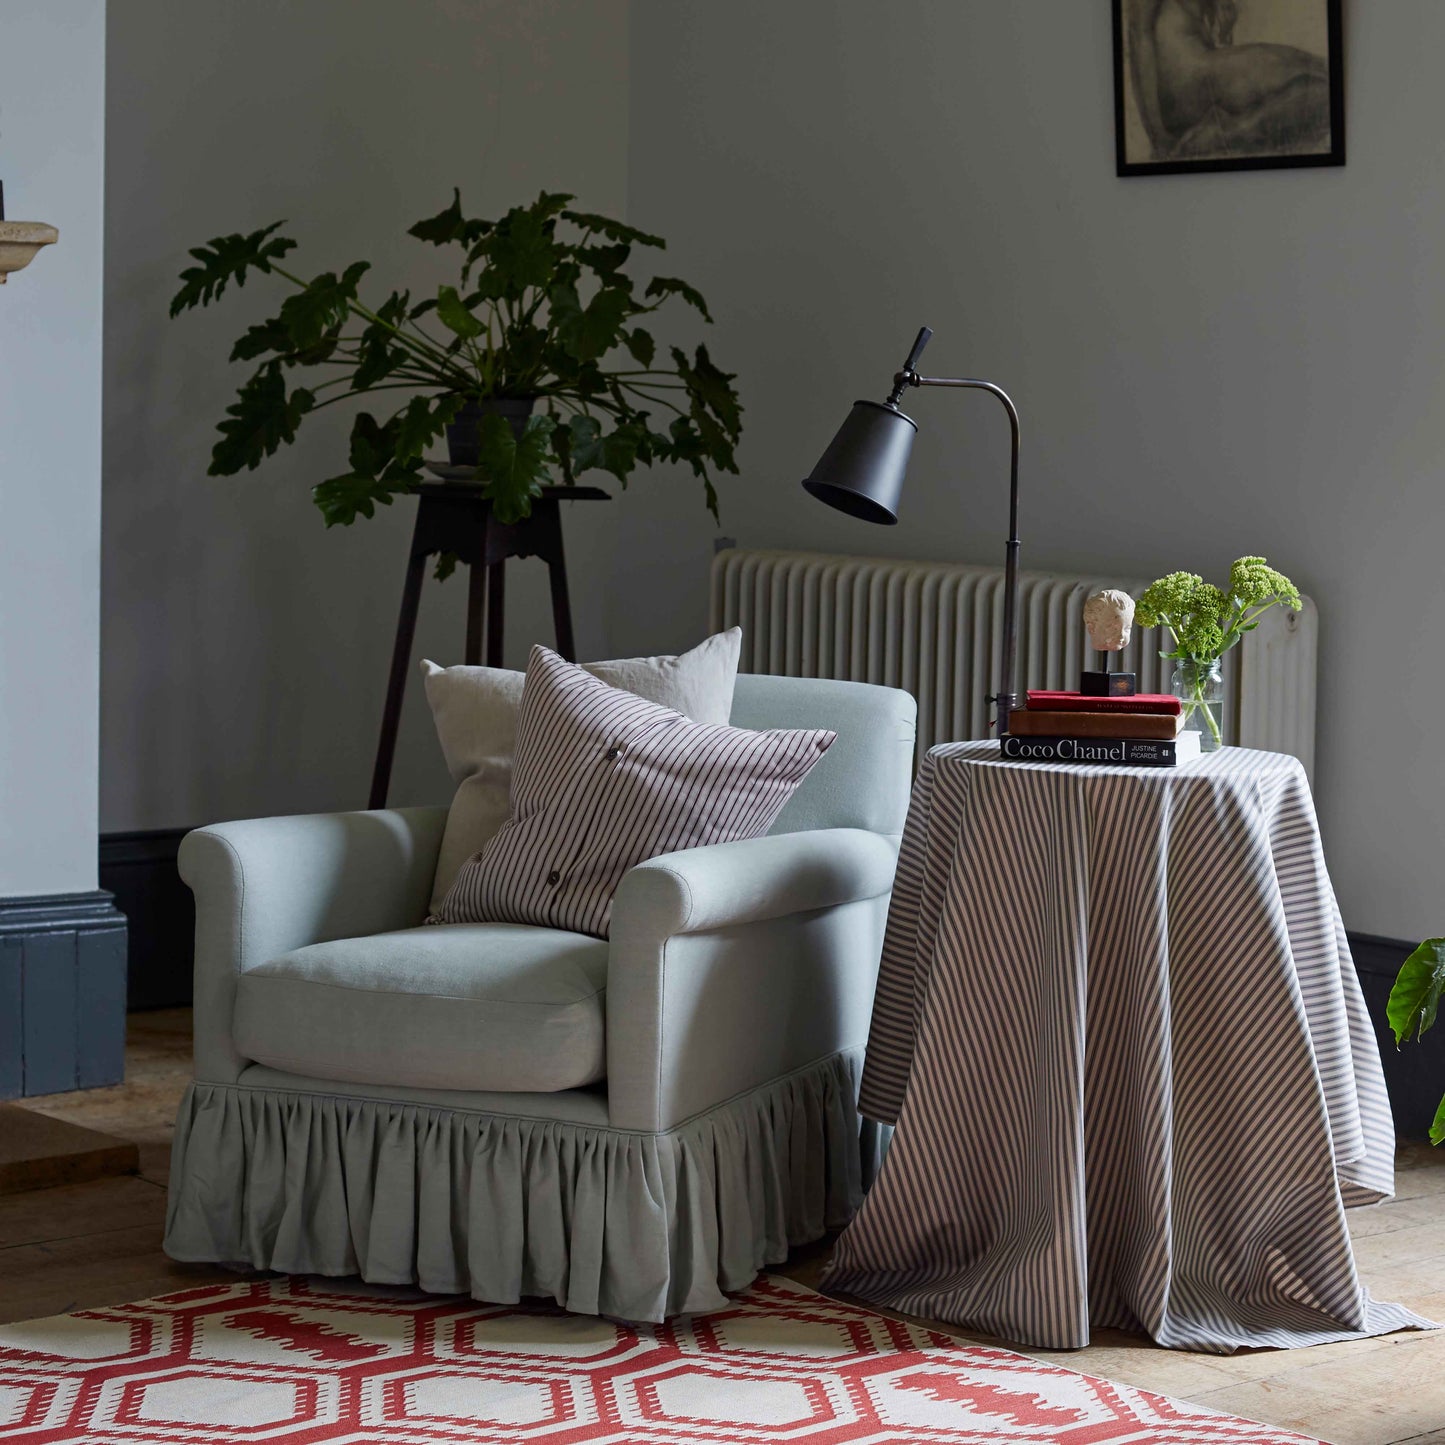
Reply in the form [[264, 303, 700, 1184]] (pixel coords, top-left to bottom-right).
[[164, 1051, 865, 1322]]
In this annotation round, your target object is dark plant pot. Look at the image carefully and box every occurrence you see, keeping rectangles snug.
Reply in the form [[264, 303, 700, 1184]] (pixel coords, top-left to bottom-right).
[[445, 396, 537, 467]]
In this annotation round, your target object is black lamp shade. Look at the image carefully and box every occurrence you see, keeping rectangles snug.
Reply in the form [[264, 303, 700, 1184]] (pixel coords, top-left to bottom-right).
[[802, 400, 916, 526]]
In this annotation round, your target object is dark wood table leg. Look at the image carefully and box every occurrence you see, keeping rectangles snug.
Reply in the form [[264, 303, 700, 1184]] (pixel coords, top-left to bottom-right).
[[547, 522, 576, 662], [369, 539, 428, 810], [465, 561, 486, 666], [485, 563, 506, 667]]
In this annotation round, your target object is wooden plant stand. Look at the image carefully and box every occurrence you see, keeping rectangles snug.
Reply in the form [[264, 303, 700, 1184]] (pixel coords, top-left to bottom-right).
[[369, 483, 609, 809]]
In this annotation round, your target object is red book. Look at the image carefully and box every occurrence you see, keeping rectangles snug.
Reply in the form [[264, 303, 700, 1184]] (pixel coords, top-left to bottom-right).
[[1026, 690, 1182, 717]]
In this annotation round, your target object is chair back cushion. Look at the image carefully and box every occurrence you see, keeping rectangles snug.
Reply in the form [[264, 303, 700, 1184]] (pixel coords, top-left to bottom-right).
[[421, 628, 742, 910], [433, 646, 833, 938], [728, 675, 917, 837]]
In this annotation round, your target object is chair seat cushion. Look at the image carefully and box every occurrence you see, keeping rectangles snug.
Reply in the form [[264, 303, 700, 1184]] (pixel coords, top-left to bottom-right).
[[232, 923, 609, 1093]]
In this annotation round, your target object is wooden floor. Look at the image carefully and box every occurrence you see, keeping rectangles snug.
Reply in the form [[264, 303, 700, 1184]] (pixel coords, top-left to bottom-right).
[[4, 1010, 1444, 1445]]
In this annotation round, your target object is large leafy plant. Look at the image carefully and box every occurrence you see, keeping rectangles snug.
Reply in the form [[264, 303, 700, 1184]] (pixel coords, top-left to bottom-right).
[[169, 190, 741, 544], [1387, 938, 1445, 1144]]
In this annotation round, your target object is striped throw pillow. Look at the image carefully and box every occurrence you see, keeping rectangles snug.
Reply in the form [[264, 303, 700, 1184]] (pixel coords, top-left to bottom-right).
[[433, 645, 835, 938]]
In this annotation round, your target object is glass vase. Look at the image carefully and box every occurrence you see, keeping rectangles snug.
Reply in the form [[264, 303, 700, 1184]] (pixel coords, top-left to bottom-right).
[[1171, 658, 1224, 752]]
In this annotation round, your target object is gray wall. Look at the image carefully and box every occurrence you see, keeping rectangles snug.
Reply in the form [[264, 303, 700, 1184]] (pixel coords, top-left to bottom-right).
[[0, 1, 106, 898], [101, 0, 632, 832], [101, 1, 1445, 943], [627, 0, 1445, 942]]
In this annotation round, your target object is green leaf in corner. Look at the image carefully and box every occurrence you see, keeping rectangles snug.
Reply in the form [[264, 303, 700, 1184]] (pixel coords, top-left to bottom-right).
[[475, 413, 555, 524], [1387, 938, 1445, 1045], [1431, 1092, 1445, 1147], [435, 285, 483, 340]]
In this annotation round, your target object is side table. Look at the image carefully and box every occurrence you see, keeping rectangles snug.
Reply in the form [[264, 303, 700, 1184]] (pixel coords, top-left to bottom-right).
[[824, 741, 1434, 1354], [369, 483, 609, 808]]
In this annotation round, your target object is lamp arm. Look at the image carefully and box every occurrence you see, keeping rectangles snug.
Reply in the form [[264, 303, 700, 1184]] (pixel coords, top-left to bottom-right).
[[904, 372, 1022, 731]]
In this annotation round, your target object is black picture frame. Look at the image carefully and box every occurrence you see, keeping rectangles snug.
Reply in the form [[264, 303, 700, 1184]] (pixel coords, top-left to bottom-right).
[[1112, 0, 1345, 177]]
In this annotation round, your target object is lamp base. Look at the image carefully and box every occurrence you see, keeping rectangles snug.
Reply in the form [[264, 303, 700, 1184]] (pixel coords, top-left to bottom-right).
[[1081, 670, 1136, 698]]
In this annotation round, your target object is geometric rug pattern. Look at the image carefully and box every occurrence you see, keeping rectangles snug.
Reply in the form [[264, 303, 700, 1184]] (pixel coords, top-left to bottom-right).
[[0, 1273, 1321, 1444]]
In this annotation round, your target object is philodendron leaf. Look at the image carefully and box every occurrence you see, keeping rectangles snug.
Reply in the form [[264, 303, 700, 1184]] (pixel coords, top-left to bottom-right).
[[313, 408, 430, 526], [435, 285, 483, 340], [645, 275, 713, 322], [170, 221, 296, 316], [475, 413, 555, 524], [556, 286, 632, 362], [671, 343, 742, 442], [558, 414, 640, 483], [209, 363, 315, 475], [561, 209, 664, 248], [408, 189, 466, 245], [480, 204, 561, 298], [392, 393, 462, 463], [624, 328, 655, 368], [1388, 938, 1445, 1044], [353, 296, 412, 391], [313, 471, 403, 528]]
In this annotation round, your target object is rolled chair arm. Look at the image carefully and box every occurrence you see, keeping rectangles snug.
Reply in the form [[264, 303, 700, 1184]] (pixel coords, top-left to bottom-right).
[[612, 827, 899, 938], [608, 828, 899, 1130], [180, 806, 447, 1084]]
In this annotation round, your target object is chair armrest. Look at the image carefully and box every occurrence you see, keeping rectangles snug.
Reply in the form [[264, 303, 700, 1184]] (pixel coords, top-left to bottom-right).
[[179, 806, 447, 1084], [607, 828, 897, 1130], [612, 826, 899, 938]]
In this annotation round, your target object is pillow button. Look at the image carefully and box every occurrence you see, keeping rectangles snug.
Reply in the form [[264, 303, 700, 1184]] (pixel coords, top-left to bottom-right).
[[546, 870, 561, 886], [606, 745, 624, 762]]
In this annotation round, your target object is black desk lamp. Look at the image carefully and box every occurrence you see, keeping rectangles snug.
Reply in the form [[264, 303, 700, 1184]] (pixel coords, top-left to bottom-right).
[[801, 326, 1023, 734]]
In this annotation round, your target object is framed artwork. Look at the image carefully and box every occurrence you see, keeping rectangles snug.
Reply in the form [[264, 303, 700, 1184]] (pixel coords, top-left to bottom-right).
[[1113, 0, 1344, 176]]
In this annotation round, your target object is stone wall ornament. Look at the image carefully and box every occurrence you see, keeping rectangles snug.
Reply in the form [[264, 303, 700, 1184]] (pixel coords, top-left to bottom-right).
[[1081, 587, 1137, 697], [0, 183, 59, 284]]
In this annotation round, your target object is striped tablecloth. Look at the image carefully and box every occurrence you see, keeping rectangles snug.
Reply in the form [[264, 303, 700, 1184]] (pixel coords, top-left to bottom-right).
[[825, 741, 1435, 1353]]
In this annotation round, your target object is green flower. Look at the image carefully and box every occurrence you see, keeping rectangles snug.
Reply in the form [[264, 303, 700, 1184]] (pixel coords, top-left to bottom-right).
[[1134, 557, 1299, 664], [1227, 556, 1301, 611], [1178, 616, 1224, 659], [1135, 572, 1205, 629]]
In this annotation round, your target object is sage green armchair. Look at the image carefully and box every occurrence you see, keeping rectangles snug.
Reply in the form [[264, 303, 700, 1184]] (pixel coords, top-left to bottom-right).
[[165, 674, 916, 1320]]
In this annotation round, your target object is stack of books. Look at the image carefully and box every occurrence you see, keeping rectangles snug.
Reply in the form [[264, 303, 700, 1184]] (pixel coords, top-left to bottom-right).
[[1002, 690, 1199, 767]]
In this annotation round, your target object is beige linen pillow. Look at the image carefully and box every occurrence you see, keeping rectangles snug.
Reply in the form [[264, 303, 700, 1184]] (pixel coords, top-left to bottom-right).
[[422, 627, 742, 910], [432, 645, 833, 938]]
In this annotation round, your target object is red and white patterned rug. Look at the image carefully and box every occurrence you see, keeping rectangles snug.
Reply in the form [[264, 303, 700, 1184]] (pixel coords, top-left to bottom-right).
[[0, 1273, 1318, 1443]]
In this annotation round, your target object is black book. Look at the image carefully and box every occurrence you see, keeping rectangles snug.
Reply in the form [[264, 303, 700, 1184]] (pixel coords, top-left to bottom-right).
[[998, 732, 1200, 767]]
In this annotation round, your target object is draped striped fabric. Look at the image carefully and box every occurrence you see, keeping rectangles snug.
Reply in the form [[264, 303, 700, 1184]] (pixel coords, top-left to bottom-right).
[[825, 741, 1437, 1354], [434, 645, 834, 938]]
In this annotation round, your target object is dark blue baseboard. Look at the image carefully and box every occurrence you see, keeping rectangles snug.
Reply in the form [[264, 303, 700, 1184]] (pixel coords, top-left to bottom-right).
[[100, 829, 192, 1010], [0, 891, 127, 1100]]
